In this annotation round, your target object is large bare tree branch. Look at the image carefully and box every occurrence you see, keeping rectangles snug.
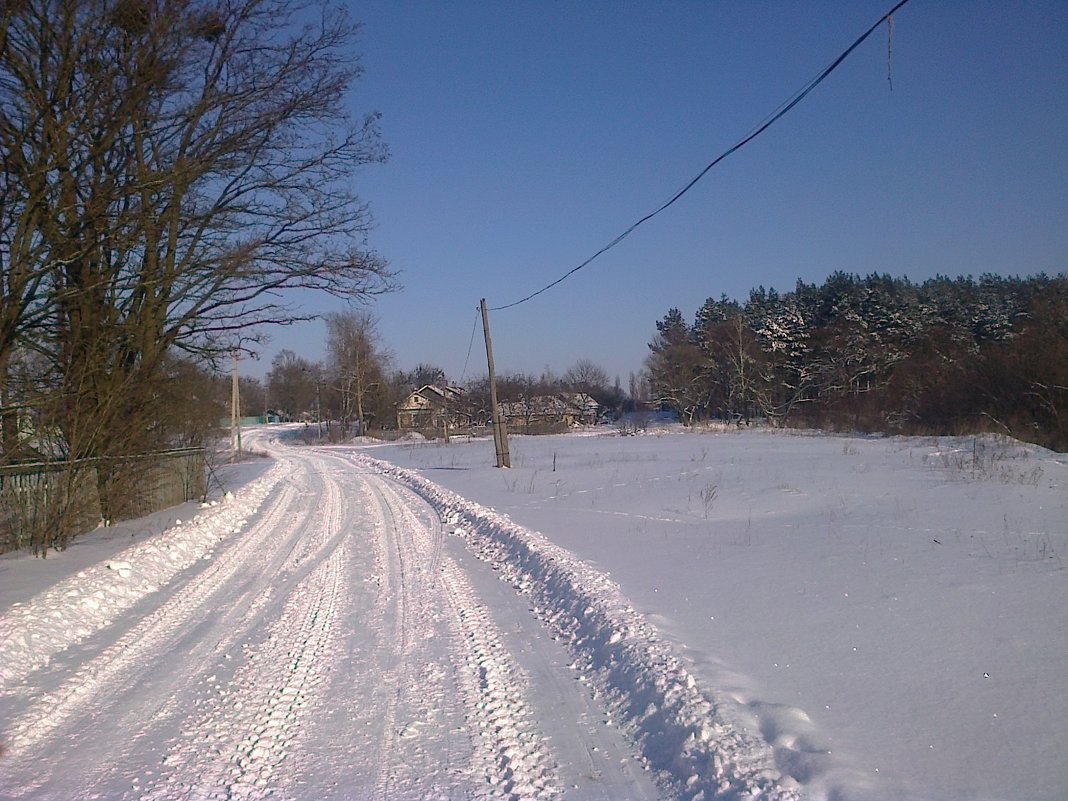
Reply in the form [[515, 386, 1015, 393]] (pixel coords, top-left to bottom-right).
[[1, 0, 394, 467]]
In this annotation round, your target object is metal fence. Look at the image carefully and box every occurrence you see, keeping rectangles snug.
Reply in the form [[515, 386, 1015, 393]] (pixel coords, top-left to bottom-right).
[[0, 448, 206, 555]]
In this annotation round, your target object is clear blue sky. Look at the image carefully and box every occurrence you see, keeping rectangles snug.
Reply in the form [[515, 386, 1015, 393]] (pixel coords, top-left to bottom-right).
[[250, 0, 1068, 386]]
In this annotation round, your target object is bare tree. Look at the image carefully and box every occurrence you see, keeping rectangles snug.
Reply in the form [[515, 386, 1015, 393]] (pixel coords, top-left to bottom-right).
[[563, 359, 610, 395], [324, 310, 390, 435], [628, 371, 649, 405], [406, 364, 448, 390], [563, 358, 624, 413], [238, 375, 265, 420], [266, 350, 319, 421], [1, 0, 394, 524], [695, 314, 769, 424]]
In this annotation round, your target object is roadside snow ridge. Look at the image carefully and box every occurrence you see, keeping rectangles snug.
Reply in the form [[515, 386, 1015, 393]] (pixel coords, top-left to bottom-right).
[[0, 464, 285, 690], [354, 453, 800, 801]]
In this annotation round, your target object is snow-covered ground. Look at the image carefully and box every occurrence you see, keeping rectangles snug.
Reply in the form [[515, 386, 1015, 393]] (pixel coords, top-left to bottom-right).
[[0, 434, 678, 800], [0, 426, 1064, 800], [360, 427, 1068, 801]]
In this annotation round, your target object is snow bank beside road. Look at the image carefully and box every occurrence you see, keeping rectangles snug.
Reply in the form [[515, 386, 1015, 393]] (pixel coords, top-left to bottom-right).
[[354, 453, 798, 801], [0, 463, 285, 689]]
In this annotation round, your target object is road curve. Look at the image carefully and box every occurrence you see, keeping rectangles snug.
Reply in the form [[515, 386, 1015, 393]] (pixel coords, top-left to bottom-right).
[[0, 438, 671, 800]]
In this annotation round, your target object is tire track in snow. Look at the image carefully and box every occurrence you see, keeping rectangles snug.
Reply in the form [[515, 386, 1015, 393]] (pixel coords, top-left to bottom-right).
[[133, 453, 349, 800], [0, 464, 286, 690], [6, 437, 723, 800], [445, 543, 664, 801], [439, 564, 560, 800], [361, 470, 560, 800], [362, 470, 463, 798], [142, 543, 347, 799], [0, 456, 347, 799], [0, 476, 305, 761], [89, 460, 351, 796], [357, 453, 801, 801]]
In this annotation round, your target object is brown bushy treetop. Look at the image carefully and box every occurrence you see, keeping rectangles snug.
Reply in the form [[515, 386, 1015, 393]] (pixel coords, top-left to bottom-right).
[[1, 0, 394, 537]]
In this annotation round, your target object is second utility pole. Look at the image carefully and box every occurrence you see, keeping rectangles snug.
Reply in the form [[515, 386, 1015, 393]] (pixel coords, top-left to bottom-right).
[[480, 298, 510, 468], [230, 349, 242, 462]]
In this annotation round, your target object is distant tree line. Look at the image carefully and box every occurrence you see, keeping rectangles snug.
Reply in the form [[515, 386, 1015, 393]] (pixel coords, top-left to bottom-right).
[[258, 310, 398, 439], [461, 360, 627, 421], [257, 319, 628, 439], [645, 272, 1068, 451]]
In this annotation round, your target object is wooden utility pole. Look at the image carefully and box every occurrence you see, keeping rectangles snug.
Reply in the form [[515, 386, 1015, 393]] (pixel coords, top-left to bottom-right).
[[230, 350, 242, 461], [480, 298, 510, 468], [316, 380, 322, 441]]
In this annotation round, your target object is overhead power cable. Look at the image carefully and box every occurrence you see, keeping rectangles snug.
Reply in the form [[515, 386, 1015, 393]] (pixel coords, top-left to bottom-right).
[[490, 0, 913, 312], [458, 309, 480, 384]]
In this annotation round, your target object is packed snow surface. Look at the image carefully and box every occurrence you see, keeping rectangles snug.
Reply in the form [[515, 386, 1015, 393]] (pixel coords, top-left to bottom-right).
[[1, 425, 1064, 801], [363, 426, 1068, 801]]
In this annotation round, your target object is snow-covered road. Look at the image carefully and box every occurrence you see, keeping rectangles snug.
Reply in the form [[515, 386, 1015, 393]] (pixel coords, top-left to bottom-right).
[[1, 437, 792, 800]]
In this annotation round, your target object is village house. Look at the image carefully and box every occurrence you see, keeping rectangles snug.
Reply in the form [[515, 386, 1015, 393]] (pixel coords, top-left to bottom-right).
[[395, 385, 469, 433], [500, 393, 599, 432]]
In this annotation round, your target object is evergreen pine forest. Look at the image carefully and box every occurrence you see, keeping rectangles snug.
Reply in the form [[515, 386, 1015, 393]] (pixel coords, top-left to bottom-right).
[[643, 272, 1068, 451]]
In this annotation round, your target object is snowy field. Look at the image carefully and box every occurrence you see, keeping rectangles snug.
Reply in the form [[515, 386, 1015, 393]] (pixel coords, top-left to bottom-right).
[[0, 425, 1064, 801], [361, 427, 1068, 801]]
